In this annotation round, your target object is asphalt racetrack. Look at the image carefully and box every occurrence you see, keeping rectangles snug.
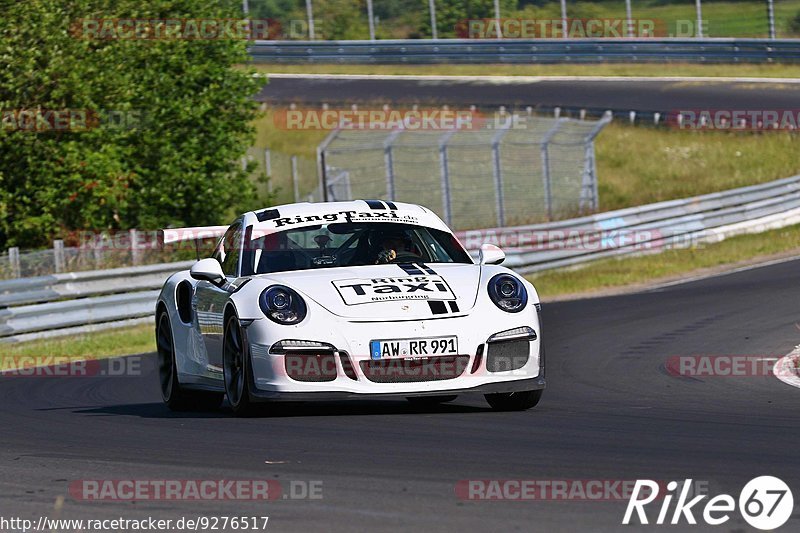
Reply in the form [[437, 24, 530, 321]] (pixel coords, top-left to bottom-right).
[[256, 74, 800, 115], [2, 258, 799, 532]]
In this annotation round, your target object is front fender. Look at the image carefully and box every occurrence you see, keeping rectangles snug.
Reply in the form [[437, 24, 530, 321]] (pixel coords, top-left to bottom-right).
[[156, 270, 211, 378]]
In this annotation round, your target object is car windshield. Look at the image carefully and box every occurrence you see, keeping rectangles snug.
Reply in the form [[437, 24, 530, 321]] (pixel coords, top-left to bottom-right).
[[241, 222, 472, 276]]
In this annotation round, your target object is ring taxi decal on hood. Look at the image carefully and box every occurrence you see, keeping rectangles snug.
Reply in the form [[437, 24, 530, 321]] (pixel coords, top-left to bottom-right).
[[332, 275, 456, 305]]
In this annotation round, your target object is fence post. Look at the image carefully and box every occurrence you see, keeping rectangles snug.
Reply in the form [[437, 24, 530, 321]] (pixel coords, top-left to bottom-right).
[[291, 155, 300, 203], [766, 0, 776, 39], [130, 229, 141, 265], [540, 120, 563, 221], [385, 146, 396, 201], [438, 131, 456, 226], [344, 172, 353, 200], [583, 112, 613, 212], [53, 239, 65, 273], [383, 130, 402, 201], [367, 0, 375, 41], [580, 142, 596, 213], [428, 0, 437, 39], [491, 124, 511, 227], [695, 0, 704, 38], [306, 0, 315, 40], [625, 0, 633, 37], [8, 247, 20, 278], [264, 149, 273, 193], [93, 240, 104, 269], [540, 144, 553, 221], [493, 0, 502, 39], [317, 129, 339, 203]]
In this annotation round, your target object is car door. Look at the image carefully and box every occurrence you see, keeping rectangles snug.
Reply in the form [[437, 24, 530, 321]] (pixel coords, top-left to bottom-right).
[[194, 219, 243, 371]]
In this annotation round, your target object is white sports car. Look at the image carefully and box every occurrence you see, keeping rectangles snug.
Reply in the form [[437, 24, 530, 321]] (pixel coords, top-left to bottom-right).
[[155, 200, 545, 415]]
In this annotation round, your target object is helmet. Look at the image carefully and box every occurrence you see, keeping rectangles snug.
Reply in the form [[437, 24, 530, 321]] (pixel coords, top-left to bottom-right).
[[369, 227, 411, 249]]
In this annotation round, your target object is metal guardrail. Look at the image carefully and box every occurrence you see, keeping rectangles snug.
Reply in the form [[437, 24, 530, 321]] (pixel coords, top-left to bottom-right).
[[456, 173, 800, 273], [0, 261, 193, 342], [249, 38, 800, 64], [2, 174, 799, 341]]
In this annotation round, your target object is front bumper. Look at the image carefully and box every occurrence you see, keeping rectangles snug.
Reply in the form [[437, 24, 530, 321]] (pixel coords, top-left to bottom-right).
[[246, 376, 545, 401], [243, 303, 545, 401]]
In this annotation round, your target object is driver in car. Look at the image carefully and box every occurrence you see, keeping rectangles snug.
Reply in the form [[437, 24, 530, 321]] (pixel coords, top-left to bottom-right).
[[374, 229, 421, 264]]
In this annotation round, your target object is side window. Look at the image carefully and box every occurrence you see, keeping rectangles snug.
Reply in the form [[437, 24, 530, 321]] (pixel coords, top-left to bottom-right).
[[217, 222, 243, 277]]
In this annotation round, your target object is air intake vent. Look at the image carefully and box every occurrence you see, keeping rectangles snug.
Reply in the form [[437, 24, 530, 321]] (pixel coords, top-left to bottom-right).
[[360, 355, 469, 383], [285, 353, 338, 382], [339, 352, 358, 381], [486, 339, 530, 372]]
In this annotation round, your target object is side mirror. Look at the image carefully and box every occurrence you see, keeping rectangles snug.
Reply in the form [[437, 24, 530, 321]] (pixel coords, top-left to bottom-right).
[[190, 258, 225, 285], [478, 243, 505, 265]]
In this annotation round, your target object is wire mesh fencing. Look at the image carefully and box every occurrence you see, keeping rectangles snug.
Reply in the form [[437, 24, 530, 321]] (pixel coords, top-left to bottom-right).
[[316, 113, 610, 230], [0, 232, 204, 280]]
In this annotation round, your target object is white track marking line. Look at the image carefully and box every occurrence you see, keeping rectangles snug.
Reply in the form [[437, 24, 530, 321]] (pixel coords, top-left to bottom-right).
[[265, 73, 800, 84], [774, 346, 800, 389]]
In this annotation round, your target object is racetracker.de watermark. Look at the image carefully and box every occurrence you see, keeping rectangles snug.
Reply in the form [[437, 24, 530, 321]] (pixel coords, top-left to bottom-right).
[[457, 18, 669, 38], [0, 356, 142, 378], [456, 228, 703, 253], [274, 108, 483, 131], [1, 109, 145, 133], [71, 18, 280, 40], [669, 109, 800, 131], [455, 479, 708, 501], [69, 479, 322, 501], [665, 355, 790, 378]]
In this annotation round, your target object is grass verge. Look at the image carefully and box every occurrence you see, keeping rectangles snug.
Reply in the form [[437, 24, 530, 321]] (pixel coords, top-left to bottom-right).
[[595, 124, 800, 211], [253, 63, 800, 79], [527, 223, 800, 299], [0, 323, 154, 363]]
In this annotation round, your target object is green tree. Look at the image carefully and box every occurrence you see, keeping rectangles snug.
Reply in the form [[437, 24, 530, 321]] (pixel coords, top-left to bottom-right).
[[0, 0, 267, 248], [423, 0, 518, 38]]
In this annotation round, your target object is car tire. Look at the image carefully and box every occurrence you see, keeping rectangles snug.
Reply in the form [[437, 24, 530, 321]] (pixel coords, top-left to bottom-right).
[[406, 395, 458, 406], [223, 314, 256, 417], [485, 389, 542, 411], [156, 311, 223, 411]]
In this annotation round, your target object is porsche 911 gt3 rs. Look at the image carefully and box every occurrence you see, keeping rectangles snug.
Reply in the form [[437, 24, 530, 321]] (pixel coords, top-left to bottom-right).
[[155, 200, 545, 415]]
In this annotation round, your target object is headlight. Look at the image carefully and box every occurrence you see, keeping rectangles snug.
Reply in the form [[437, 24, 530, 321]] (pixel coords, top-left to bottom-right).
[[488, 274, 528, 313], [259, 285, 307, 325]]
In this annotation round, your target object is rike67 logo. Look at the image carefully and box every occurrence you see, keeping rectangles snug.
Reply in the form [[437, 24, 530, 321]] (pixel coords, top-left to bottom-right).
[[623, 476, 794, 530]]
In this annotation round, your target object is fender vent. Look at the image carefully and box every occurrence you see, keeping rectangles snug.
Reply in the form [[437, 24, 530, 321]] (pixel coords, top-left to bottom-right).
[[176, 280, 193, 324]]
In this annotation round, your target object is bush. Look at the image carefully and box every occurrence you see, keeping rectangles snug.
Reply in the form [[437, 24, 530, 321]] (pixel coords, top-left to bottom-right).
[[790, 10, 800, 35], [0, 0, 268, 248]]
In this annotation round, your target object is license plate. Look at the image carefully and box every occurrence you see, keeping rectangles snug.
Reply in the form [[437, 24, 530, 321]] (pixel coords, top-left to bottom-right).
[[369, 336, 458, 360]]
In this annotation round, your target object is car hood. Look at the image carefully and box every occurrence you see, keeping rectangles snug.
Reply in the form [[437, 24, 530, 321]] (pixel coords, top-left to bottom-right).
[[261, 263, 481, 321]]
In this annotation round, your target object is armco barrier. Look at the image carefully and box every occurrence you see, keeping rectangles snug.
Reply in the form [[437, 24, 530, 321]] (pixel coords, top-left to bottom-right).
[[2, 174, 800, 341], [248, 38, 800, 64], [0, 261, 193, 342], [455, 173, 800, 273]]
